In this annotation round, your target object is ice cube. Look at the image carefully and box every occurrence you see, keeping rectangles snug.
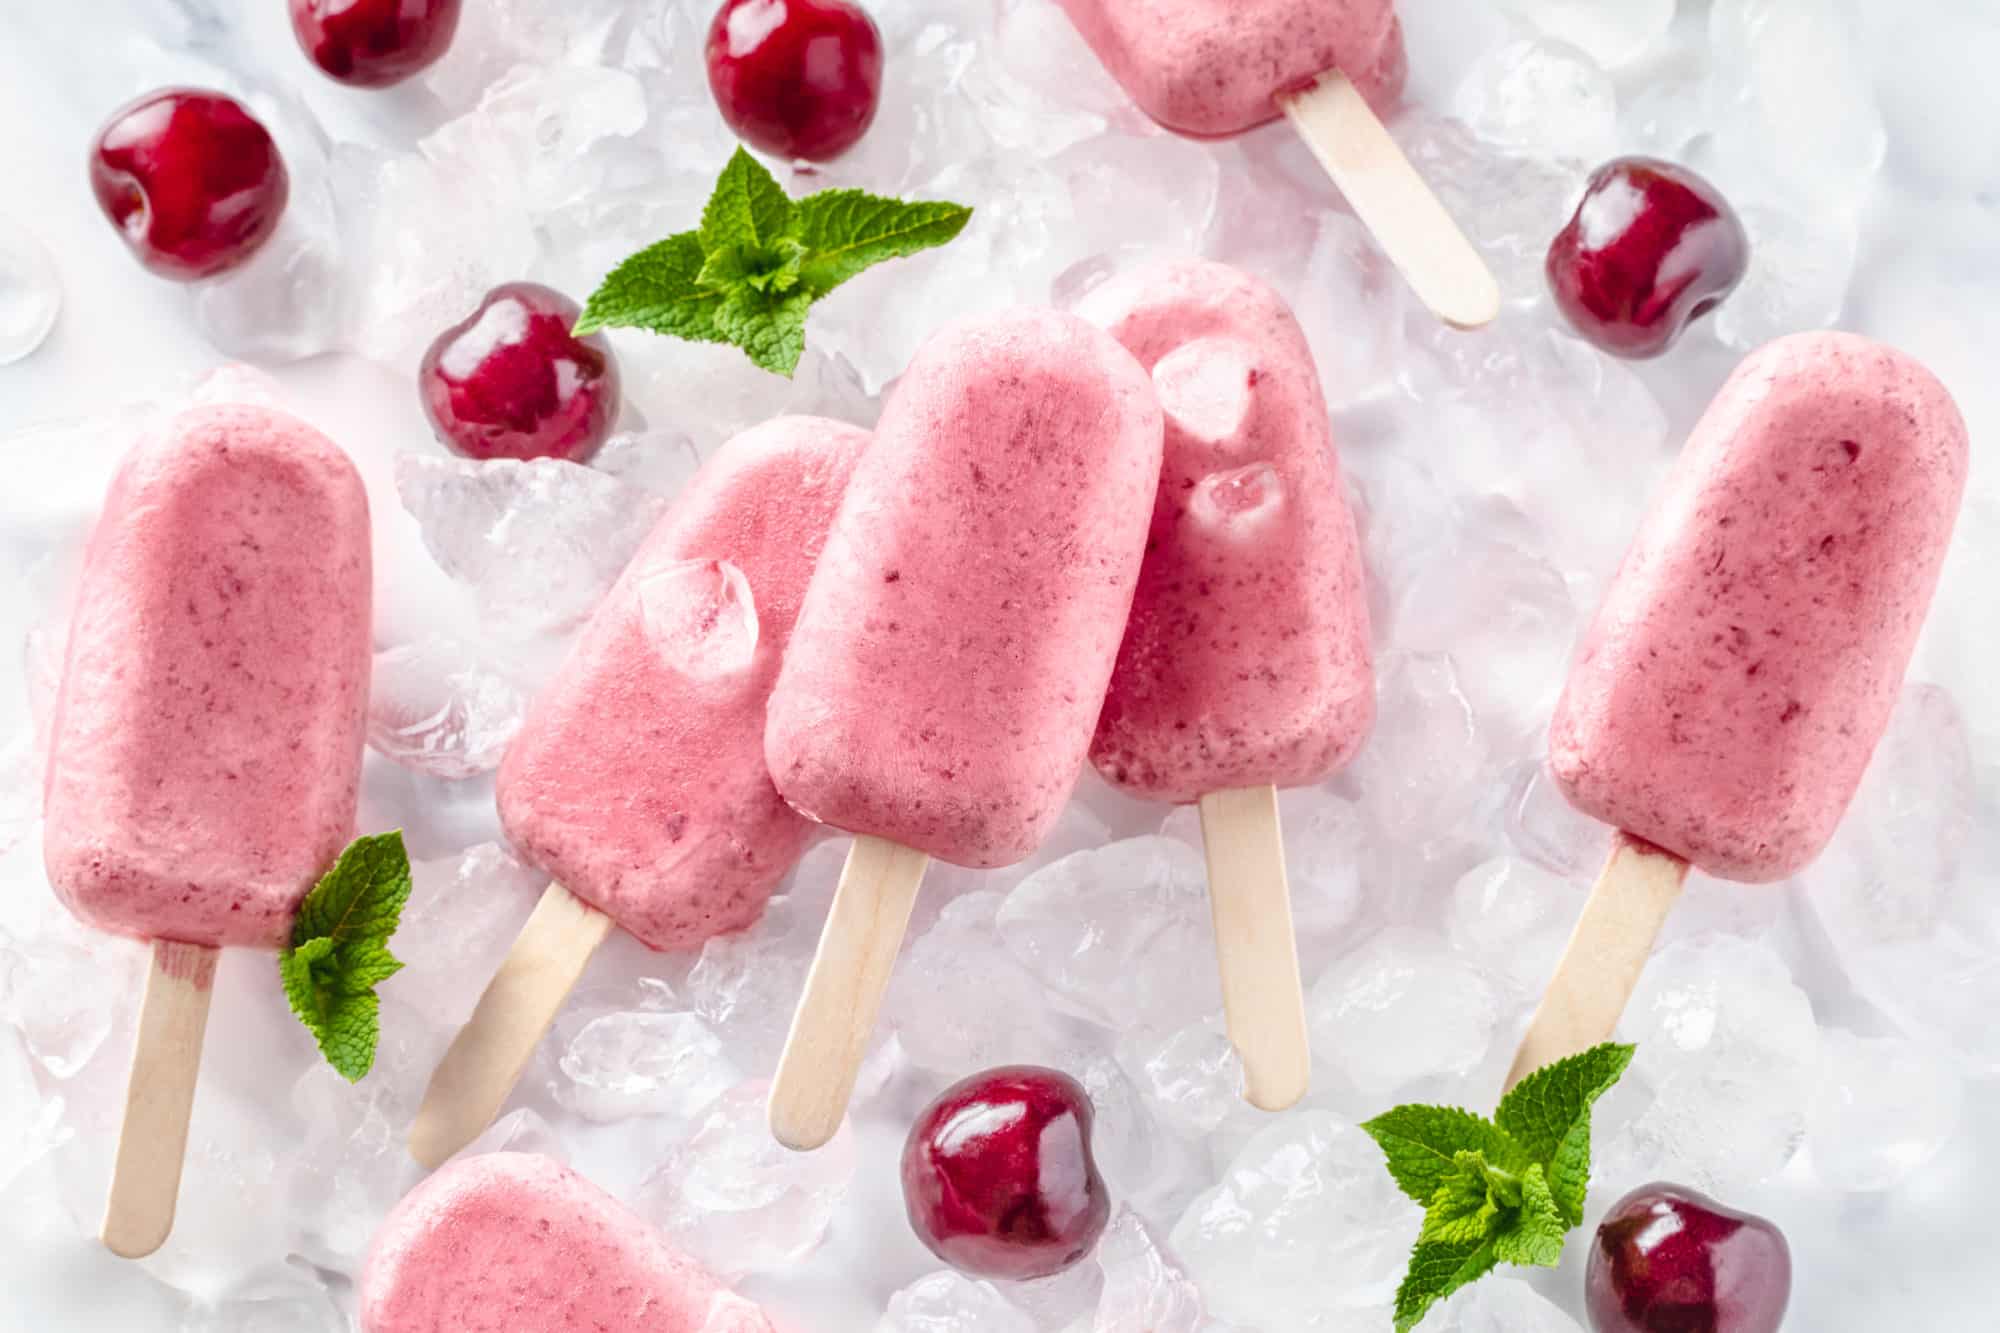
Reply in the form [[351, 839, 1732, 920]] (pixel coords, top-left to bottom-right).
[[1122, 1019, 1243, 1138], [1713, 203, 1859, 351], [1189, 463, 1286, 540], [0, 1028, 65, 1192], [1151, 339, 1258, 446], [889, 891, 1080, 1075], [367, 638, 527, 780], [996, 837, 1221, 1034], [1447, 856, 1579, 999], [423, 64, 653, 216], [1308, 928, 1501, 1098], [0, 926, 135, 1079], [686, 842, 844, 1071], [1344, 653, 1488, 843], [395, 452, 667, 640], [1426, 1277, 1585, 1332], [192, 174, 346, 364], [556, 1010, 740, 1124], [0, 216, 62, 366], [1454, 39, 1618, 163], [1806, 1029, 1963, 1193], [1171, 1111, 1416, 1331], [1503, 762, 1608, 881], [639, 1080, 856, 1281], [176, 1263, 347, 1333], [1502, 0, 1675, 68], [591, 429, 706, 498], [1093, 1210, 1204, 1333], [385, 842, 550, 1032], [879, 1271, 1036, 1333], [636, 558, 761, 680]]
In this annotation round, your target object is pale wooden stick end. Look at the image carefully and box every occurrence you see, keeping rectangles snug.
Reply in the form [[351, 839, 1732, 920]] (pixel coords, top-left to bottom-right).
[[1198, 786, 1311, 1113], [409, 883, 611, 1169], [102, 939, 220, 1260]]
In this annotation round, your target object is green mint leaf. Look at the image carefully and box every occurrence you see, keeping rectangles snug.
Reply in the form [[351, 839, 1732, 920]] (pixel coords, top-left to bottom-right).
[[280, 831, 413, 1082], [1363, 1104, 1529, 1205], [794, 189, 974, 296], [1495, 1042, 1635, 1225], [1420, 1159, 1501, 1247], [714, 286, 811, 377], [1395, 1237, 1499, 1333], [1491, 1164, 1568, 1269], [574, 232, 727, 342], [700, 146, 797, 253], [697, 238, 807, 296]]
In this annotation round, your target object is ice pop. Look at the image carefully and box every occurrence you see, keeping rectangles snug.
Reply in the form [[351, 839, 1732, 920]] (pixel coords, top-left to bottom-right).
[[410, 416, 867, 1168], [1055, 0, 1497, 328], [360, 1152, 775, 1333], [764, 307, 1163, 1148], [1510, 332, 1969, 1085], [42, 402, 372, 1257], [1078, 257, 1374, 1110]]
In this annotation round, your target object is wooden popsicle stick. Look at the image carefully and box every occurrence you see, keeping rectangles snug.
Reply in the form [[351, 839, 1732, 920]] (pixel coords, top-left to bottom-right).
[[1198, 785, 1311, 1112], [1276, 71, 1502, 331], [409, 882, 613, 1169], [102, 939, 219, 1259], [768, 835, 930, 1151], [1504, 834, 1690, 1091]]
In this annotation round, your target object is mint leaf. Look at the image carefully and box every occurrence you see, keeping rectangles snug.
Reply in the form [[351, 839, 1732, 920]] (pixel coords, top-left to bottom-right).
[[794, 189, 974, 295], [580, 151, 969, 377], [1496, 1042, 1635, 1225], [280, 831, 413, 1082], [1363, 1104, 1528, 1205], [575, 232, 726, 342], [1491, 1164, 1567, 1269], [1395, 1237, 1499, 1333], [1420, 1159, 1502, 1247], [700, 147, 796, 252]]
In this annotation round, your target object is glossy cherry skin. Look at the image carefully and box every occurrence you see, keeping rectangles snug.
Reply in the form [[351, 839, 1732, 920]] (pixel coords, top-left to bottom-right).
[[290, 0, 462, 88], [901, 1066, 1111, 1281], [1547, 157, 1749, 359], [1586, 1183, 1792, 1333], [418, 283, 621, 464], [89, 89, 289, 281], [705, 0, 885, 161]]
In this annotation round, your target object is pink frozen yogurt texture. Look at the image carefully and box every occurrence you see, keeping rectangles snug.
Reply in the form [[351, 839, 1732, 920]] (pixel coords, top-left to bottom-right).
[[1550, 331, 1968, 882], [360, 1152, 777, 1333], [764, 307, 1164, 868], [42, 404, 372, 949], [1056, 0, 1405, 137], [1084, 257, 1375, 803], [498, 416, 868, 951]]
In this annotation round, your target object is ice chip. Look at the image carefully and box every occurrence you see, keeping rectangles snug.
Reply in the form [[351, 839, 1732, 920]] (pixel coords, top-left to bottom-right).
[[1189, 463, 1285, 538], [1714, 203, 1858, 351], [637, 558, 762, 681], [1426, 1277, 1585, 1332], [889, 891, 1076, 1074], [367, 638, 527, 779], [1126, 1020, 1243, 1138], [0, 216, 62, 366], [1502, 0, 1675, 68], [1447, 856, 1579, 999], [880, 1271, 1036, 1333], [1152, 338, 1259, 447], [1454, 39, 1617, 163], [177, 1263, 348, 1333], [1308, 928, 1500, 1097], [556, 1009, 741, 1124], [192, 178, 347, 364], [1093, 1210, 1203, 1333]]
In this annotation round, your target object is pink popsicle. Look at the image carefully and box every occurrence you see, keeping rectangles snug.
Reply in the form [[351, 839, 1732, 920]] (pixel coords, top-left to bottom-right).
[[360, 1153, 776, 1333], [42, 402, 373, 1259], [412, 416, 867, 1169], [763, 306, 1163, 1149], [1513, 331, 1968, 1087]]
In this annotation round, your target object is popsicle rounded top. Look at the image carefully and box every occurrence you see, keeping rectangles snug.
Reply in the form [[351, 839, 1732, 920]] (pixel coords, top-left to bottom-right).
[[497, 416, 868, 951], [1056, 0, 1405, 138], [764, 306, 1164, 868], [43, 404, 372, 949], [359, 1152, 776, 1333], [1081, 257, 1375, 803], [1550, 331, 1968, 882]]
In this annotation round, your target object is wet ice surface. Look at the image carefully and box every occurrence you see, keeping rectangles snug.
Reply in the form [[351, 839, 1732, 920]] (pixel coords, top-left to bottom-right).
[[2, 0, 1999, 1329]]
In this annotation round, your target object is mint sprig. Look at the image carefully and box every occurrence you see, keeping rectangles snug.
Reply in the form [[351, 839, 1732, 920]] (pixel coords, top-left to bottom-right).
[[1364, 1043, 1635, 1331], [278, 830, 413, 1082], [575, 147, 973, 376]]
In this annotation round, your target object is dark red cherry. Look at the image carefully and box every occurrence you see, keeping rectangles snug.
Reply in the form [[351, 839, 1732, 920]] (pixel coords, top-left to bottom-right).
[[705, 0, 885, 162], [418, 283, 621, 464], [89, 89, 289, 282], [290, 0, 462, 88], [1547, 157, 1748, 359], [900, 1066, 1111, 1281], [1585, 1182, 1791, 1333]]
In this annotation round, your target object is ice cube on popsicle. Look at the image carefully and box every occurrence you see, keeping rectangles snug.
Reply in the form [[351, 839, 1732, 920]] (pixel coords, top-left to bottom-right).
[[410, 416, 868, 1168], [1078, 256, 1374, 1111], [360, 1152, 776, 1333], [763, 307, 1164, 1148], [42, 402, 372, 1257], [1510, 331, 1969, 1086], [1055, 0, 1497, 328]]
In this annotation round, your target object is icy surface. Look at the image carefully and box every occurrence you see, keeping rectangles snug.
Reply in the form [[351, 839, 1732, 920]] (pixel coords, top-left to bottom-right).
[[2, 0, 1998, 1329]]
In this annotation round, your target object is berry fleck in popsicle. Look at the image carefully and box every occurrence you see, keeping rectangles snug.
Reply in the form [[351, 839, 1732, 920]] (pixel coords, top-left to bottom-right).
[[763, 307, 1164, 1149], [410, 416, 868, 1167], [1078, 256, 1375, 1112], [43, 403, 372, 1257], [1510, 332, 1969, 1086]]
